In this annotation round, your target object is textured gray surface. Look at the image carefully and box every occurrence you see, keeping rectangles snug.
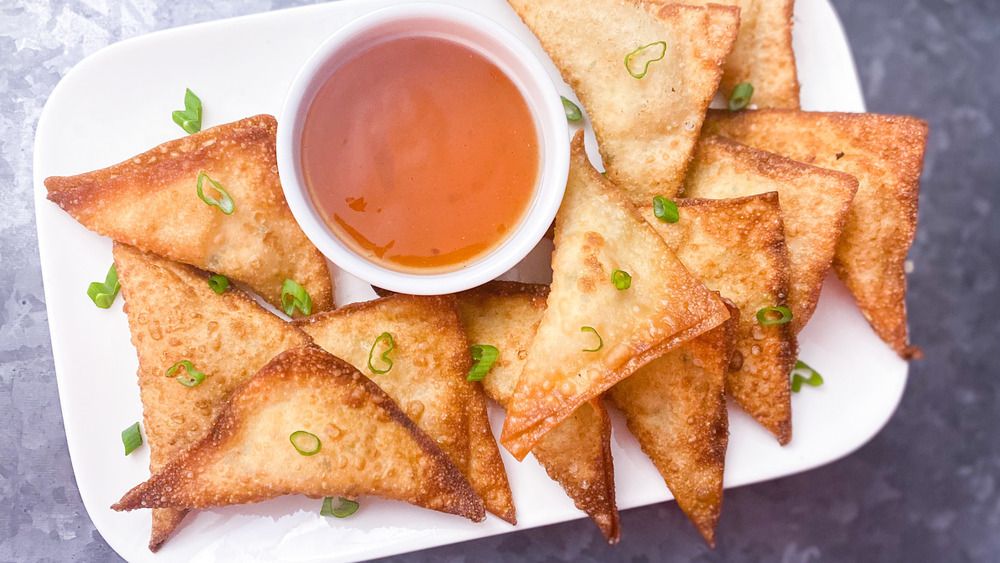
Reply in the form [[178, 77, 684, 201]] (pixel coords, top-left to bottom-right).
[[2, 0, 998, 561]]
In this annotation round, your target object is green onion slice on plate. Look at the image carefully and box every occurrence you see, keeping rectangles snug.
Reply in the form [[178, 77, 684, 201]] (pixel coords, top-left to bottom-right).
[[87, 264, 120, 309], [321, 497, 359, 518], [561, 96, 583, 122], [791, 360, 824, 392], [467, 345, 499, 382], [289, 430, 322, 456], [122, 422, 142, 456], [172, 88, 202, 134], [368, 332, 395, 374]]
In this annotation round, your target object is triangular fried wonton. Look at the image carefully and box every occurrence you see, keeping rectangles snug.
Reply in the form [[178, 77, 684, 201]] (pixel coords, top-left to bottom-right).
[[500, 131, 730, 459], [609, 299, 737, 547], [455, 281, 620, 544], [466, 388, 517, 524], [670, 0, 799, 108], [641, 194, 795, 443], [113, 242, 313, 551], [294, 295, 515, 524], [113, 346, 485, 521], [46, 115, 334, 315], [506, 0, 739, 201], [682, 136, 858, 332], [702, 109, 928, 358]]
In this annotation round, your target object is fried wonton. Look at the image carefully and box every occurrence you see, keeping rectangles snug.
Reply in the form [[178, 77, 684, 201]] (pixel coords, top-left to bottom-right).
[[112, 242, 313, 551], [608, 299, 738, 546], [641, 194, 795, 443], [294, 295, 515, 524], [500, 131, 730, 459], [46, 115, 334, 316], [506, 0, 739, 201], [455, 281, 620, 544], [702, 110, 928, 358], [671, 0, 799, 108], [682, 136, 859, 332], [113, 346, 485, 521]]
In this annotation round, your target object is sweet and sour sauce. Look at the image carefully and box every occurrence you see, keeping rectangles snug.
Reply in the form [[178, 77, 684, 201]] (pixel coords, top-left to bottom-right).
[[301, 36, 539, 273]]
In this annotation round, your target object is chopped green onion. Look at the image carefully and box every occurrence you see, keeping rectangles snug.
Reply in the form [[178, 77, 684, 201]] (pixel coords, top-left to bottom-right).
[[368, 332, 395, 374], [728, 82, 754, 111], [289, 430, 322, 455], [561, 96, 583, 122], [281, 279, 312, 316], [167, 360, 207, 387], [653, 196, 680, 223], [172, 88, 202, 134], [791, 360, 824, 392], [611, 269, 632, 290], [835, 152, 845, 160], [208, 274, 229, 294], [196, 172, 235, 215], [321, 497, 360, 518], [624, 41, 667, 79], [87, 264, 120, 309], [122, 422, 143, 456], [467, 345, 499, 382], [756, 306, 793, 325], [581, 326, 603, 352]]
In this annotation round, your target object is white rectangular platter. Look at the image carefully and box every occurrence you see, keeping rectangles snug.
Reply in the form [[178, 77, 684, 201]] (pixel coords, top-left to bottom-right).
[[33, 0, 907, 561]]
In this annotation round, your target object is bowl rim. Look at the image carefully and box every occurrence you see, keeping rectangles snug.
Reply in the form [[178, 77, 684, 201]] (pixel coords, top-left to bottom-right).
[[276, 1, 569, 295]]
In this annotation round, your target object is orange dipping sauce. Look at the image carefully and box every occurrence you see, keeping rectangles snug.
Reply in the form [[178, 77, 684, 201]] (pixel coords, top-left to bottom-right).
[[301, 36, 539, 273]]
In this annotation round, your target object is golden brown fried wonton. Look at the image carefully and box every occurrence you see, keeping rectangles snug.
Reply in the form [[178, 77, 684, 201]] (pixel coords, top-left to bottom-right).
[[500, 131, 730, 459], [683, 135, 858, 332], [505, 0, 739, 201], [113, 242, 313, 551], [670, 0, 799, 108], [294, 294, 515, 524], [46, 115, 333, 316], [113, 346, 485, 521], [641, 194, 795, 444], [702, 109, 928, 358], [609, 299, 738, 546], [455, 281, 620, 544]]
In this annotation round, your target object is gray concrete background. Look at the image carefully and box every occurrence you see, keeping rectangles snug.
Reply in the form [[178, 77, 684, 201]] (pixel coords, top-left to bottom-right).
[[2, 0, 998, 561]]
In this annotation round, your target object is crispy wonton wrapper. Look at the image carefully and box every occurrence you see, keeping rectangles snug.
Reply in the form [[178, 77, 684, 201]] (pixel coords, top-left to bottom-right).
[[671, 0, 799, 108], [112, 242, 313, 551], [506, 0, 739, 201], [641, 195, 796, 444], [702, 109, 928, 358], [500, 131, 730, 459], [113, 346, 485, 522], [46, 115, 333, 316], [609, 299, 738, 546], [455, 281, 620, 544], [683, 135, 858, 332], [294, 295, 515, 524]]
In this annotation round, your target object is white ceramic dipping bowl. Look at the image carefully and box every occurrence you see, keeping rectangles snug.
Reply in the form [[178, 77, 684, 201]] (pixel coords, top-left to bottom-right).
[[277, 2, 569, 295]]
